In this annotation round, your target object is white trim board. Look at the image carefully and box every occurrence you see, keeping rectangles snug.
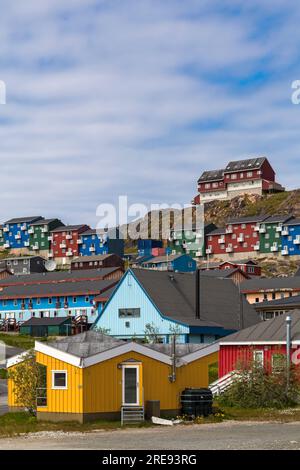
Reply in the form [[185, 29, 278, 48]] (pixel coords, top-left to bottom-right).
[[219, 340, 300, 346], [6, 351, 30, 369]]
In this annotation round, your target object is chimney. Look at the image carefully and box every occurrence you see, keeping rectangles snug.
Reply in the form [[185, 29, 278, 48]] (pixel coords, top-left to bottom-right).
[[195, 268, 200, 319]]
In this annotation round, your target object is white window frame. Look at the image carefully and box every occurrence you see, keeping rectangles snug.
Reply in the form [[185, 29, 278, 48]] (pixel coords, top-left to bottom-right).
[[51, 370, 68, 390], [122, 365, 140, 406], [253, 350, 264, 366]]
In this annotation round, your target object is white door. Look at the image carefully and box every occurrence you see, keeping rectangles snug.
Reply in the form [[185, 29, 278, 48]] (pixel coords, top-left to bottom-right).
[[122, 365, 140, 406]]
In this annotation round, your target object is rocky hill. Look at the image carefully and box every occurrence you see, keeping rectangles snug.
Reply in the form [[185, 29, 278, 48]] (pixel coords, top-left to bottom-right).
[[204, 190, 300, 227]]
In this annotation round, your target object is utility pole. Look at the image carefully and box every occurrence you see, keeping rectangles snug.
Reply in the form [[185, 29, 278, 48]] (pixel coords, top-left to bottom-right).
[[286, 315, 292, 392]]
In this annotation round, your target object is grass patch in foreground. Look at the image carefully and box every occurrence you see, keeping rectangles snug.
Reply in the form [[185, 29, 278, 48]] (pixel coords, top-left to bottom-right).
[[0, 333, 35, 350], [219, 405, 300, 422], [0, 412, 152, 438]]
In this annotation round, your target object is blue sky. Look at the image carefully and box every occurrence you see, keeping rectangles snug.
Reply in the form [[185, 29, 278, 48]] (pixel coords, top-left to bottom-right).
[[1, 0, 300, 226]]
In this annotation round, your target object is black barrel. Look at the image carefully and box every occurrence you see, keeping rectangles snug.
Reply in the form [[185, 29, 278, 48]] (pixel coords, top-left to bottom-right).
[[181, 388, 213, 417]]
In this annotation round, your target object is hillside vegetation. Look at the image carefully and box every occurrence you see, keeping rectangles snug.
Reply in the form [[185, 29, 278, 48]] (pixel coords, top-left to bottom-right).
[[204, 190, 299, 226]]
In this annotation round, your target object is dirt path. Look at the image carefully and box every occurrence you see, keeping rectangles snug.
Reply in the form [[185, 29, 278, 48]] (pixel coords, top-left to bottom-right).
[[1, 420, 300, 450]]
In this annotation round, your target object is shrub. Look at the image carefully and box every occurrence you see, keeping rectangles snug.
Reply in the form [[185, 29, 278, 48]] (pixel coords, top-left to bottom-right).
[[218, 360, 300, 409]]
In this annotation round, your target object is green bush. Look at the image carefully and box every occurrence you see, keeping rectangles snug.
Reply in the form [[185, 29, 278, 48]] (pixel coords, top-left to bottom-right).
[[218, 360, 300, 409]]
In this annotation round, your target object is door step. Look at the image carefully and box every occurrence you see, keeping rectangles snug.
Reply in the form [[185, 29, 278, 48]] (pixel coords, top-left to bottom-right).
[[121, 406, 144, 426]]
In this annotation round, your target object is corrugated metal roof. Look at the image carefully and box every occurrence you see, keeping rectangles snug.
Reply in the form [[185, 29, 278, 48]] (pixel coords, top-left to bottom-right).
[[220, 310, 300, 343], [21, 317, 71, 326]]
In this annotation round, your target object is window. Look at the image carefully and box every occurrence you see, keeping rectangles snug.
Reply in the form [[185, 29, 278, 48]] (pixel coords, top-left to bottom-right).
[[85, 296, 90, 302], [73, 297, 77, 303], [119, 308, 141, 318], [13, 300, 18, 306], [52, 371, 67, 390], [48, 298, 53, 305], [255, 298, 260, 303], [272, 354, 285, 372], [247, 171, 253, 177], [253, 350, 264, 366]]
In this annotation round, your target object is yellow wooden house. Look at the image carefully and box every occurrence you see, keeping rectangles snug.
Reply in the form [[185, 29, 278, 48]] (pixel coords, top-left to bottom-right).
[[7, 331, 218, 423]]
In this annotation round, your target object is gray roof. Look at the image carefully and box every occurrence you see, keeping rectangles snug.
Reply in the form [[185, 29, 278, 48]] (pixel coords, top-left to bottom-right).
[[207, 227, 226, 236], [263, 214, 294, 224], [142, 254, 183, 265], [227, 215, 268, 225], [72, 254, 120, 263], [225, 157, 267, 173], [198, 169, 224, 183], [220, 259, 258, 266], [21, 317, 71, 326], [131, 269, 258, 330], [286, 218, 300, 226], [51, 225, 88, 233], [254, 294, 300, 310], [0, 256, 45, 263], [48, 330, 214, 359], [49, 331, 124, 357], [5, 216, 44, 224], [0, 268, 120, 286], [220, 310, 300, 343], [0, 278, 117, 299], [241, 277, 300, 292], [200, 268, 248, 279], [30, 219, 63, 226]]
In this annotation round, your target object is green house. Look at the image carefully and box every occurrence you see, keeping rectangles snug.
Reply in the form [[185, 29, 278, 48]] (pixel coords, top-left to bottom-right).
[[169, 223, 216, 258], [28, 218, 64, 252], [258, 215, 294, 254], [20, 317, 72, 337]]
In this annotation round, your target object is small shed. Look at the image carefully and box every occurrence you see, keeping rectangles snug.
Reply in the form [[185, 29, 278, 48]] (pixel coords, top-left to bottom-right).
[[20, 317, 72, 337]]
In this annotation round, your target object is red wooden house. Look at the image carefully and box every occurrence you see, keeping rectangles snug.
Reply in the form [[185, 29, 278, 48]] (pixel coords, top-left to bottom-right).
[[201, 259, 261, 276], [50, 225, 90, 262], [193, 157, 284, 205], [205, 216, 268, 257], [218, 311, 300, 378]]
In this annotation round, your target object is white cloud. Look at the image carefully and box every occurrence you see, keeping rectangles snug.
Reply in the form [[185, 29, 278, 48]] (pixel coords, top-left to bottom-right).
[[0, 0, 300, 226]]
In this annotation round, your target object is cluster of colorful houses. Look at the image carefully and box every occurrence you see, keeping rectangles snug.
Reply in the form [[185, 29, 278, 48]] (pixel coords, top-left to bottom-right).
[[5, 156, 300, 422], [0, 217, 124, 265]]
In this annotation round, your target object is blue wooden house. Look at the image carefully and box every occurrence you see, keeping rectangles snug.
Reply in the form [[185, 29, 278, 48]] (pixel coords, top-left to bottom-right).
[[0, 278, 118, 327], [78, 228, 124, 258], [281, 218, 300, 256], [3, 216, 44, 249], [140, 254, 196, 272], [137, 239, 163, 257], [93, 269, 258, 344]]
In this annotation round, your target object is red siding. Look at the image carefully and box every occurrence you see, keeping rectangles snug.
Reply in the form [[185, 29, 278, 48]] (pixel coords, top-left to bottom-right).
[[51, 226, 89, 258], [219, 344, 300, 378]]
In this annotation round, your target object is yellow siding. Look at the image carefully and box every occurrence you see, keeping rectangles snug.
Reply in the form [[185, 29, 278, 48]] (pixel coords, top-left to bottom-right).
[[7, 368, 19, 407], [246, 291, 297, 304], [36, 351, 83, 414], [83, 351, 218, 413]]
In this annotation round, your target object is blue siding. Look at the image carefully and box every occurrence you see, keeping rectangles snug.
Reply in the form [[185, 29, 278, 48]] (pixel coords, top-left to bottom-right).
[[94, 270, 189, 342], [79, 233, 124, 257], [142, 255, 196, 272], [138, 239, 162, 257], [0, 294, 101, 324], [3, 217, 42, 249], [281, 223, 300, 256]]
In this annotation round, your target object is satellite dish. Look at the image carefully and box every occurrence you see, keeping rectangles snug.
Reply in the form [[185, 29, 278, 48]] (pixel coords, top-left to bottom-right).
[[45, 260, 57, 272]]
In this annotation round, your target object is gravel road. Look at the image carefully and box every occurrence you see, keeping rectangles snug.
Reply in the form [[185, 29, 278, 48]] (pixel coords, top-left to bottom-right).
[[0, 421, 300, 450]]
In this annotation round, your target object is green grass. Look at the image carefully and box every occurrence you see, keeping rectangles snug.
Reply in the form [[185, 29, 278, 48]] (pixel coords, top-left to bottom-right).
[[0, 333, 35, 350], [0, 369, 7, 379], [0, 412, 152, 438], [2, 405, 300, 438]]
